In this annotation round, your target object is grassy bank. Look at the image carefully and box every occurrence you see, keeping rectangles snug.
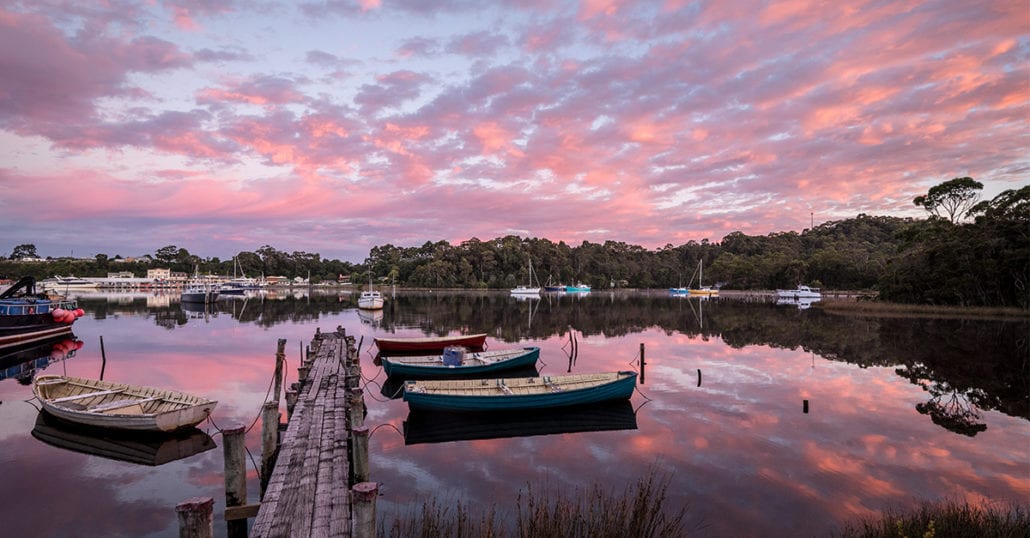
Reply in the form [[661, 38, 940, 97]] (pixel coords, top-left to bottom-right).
[[816, 299, 1029, 320], [837, 499, 1029, 538]]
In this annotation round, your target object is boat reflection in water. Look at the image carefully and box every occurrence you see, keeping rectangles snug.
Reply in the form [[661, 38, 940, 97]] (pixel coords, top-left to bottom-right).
[[402, 399, 638, 445], [0, 335, 82, 384], [31, 412, 216, 466], [776, 297, 820, 310]]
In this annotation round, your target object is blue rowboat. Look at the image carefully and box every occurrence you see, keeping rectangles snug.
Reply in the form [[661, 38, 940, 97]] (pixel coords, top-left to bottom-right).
[[402, 371, 637, 412], [565, 283, 591, 292], [382, 346, 540, 378]]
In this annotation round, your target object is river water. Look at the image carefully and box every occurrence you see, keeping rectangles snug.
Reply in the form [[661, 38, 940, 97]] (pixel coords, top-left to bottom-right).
[[0, 289, 1025, 537]]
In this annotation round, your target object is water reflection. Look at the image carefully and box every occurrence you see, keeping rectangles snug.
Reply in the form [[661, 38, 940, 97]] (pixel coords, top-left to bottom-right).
[[403, 399, 639, 445], [0, 335, 82, 384], [67, 290, 1029, 433], [5, 288, 1021, 537], [31, 412, 216, 466]]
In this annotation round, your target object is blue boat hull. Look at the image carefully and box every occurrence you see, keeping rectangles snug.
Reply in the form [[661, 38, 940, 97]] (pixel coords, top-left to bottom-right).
[[383, 347, 539, 378], [403, 371, 637, 412]]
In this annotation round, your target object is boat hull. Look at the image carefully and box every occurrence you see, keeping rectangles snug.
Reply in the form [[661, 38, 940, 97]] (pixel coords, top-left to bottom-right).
[[357, 294, 384, 310], [382, 347, 539, 378], [181, 290, 219, 303], [403, 371, 637, 412], [375, 333, 488, 353], [33, 375, 217, 433], [0, 323, 73, 349]]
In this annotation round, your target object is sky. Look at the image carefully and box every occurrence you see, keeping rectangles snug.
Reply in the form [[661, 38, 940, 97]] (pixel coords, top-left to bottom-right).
[[0, 0, 1026, 263]]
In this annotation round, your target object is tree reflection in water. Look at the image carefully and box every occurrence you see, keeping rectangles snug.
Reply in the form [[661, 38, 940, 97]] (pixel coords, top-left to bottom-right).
[[72, 289, 1028, 436]]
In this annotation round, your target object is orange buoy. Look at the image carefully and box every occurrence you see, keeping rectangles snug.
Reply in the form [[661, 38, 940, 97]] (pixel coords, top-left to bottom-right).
[[52, 308, 67, 319]]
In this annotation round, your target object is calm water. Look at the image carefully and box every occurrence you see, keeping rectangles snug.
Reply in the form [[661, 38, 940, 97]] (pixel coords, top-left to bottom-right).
[[0, 289, 1026, 537]]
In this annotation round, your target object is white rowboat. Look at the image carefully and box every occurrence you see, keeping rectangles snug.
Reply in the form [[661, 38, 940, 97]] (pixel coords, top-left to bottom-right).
[[33, 375, 217, 432]]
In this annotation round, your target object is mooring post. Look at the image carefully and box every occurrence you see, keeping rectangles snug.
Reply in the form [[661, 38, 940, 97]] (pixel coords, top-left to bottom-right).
[[297, 364, 310, 385], [348, 388, 365, 429], [639, 343, 646, 384], [351, 482, 378, 538], [223, 425, 247, 507], [273, 338, 286, 403], [222, 425, 249, 537], [351, 426, 370, 484], [176, 497, 213, 538], [260, 401, 280, 496]]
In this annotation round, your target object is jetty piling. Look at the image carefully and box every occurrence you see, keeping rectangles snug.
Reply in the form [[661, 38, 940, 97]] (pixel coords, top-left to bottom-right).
[[176, 497, 214, 538]]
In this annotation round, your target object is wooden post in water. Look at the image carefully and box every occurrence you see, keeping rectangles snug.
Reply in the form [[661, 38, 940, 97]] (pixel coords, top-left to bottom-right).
[[297, 364, 310, 385], [222, 425, 249, 538], [259, 401, 280, 496], [351, 426, 370, 484], [223, 425, 247, 507], [639, 343, 646, 384], [176, 497, 213, 538], [273, 338, 286, 403], [351, 482, 378, 538]]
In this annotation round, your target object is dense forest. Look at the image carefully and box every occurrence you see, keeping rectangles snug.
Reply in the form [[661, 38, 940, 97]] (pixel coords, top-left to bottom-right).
[[4, 180, 1027, 309]]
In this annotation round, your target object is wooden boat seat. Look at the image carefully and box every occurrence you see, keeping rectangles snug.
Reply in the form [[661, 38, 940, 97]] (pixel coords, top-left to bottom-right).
[[543, 378, 564, 392], [90, 397, 160, 414], [50, 389, 123, 404], [35, 379, 68, 387]]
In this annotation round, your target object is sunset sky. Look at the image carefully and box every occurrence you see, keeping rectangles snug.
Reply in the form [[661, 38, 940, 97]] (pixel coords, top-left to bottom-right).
[[1, 0, 1026, 262]]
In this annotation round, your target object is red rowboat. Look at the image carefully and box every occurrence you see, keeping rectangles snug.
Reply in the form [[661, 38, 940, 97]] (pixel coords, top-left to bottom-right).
[[374, 333, 488, 353]]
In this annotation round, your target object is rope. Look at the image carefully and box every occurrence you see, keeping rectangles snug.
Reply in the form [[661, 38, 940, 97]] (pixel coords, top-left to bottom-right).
[[368, 422, 403, 440]]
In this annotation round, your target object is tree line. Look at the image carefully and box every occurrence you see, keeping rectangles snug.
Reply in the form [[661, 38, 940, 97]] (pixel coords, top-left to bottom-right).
[[4, 179, 1027, 308]]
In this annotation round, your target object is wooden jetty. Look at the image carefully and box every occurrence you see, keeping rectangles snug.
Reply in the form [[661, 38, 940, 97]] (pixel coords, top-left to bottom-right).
[[251, 327, 375, 537], [180, 327, 375, 537]]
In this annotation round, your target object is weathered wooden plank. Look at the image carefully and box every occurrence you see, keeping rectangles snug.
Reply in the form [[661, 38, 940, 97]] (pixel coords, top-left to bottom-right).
[[252, 331, 357, 538]]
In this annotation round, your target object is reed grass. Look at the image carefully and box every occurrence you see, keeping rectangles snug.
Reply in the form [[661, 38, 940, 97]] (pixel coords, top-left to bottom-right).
[[378, 471, 689, 538], [836, 499, 1030, 538]]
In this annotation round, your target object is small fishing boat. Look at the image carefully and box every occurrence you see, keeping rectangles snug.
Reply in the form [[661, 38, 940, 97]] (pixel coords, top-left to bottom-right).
[[565, 283, 592, 293], [33, 375, 218, 432], [0, 277, 83, 349], [402, 370, 637, 411], [382, 346, 539, 378], [374, 333, 488, 353]]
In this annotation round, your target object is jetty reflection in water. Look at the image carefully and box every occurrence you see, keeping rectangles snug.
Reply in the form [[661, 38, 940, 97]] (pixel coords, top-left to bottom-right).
[[31, 412, 216, 466], [403, 399, 639, 445]]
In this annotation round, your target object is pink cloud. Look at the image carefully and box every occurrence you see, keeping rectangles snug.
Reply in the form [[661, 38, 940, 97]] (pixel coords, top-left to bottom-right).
[[197, 75, 306, 106]]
